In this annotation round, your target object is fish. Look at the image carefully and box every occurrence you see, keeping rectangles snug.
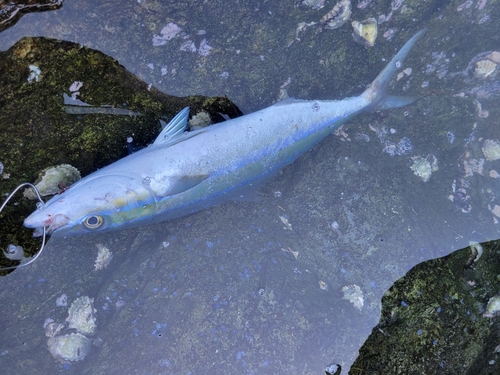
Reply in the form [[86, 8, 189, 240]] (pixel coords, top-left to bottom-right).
[[24, 30, 425, 237]]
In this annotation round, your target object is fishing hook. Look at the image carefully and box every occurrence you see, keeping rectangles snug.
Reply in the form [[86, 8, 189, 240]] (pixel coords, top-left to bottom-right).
[[0, 183, 46, 271]]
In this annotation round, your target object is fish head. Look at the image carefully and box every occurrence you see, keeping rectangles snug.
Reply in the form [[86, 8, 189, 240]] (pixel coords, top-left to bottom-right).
[[24, 173, 157, 236]]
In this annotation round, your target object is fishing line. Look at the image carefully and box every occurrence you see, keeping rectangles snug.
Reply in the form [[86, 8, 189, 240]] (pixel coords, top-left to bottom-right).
[[0, 183, 47, 271]]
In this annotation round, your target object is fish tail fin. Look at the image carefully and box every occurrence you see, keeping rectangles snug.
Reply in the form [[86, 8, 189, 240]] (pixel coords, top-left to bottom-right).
[[362, 29, 426, 111]]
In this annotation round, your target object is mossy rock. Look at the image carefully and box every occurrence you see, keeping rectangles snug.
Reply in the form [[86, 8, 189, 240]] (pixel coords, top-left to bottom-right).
[[0, 36, 242, 269], [351, 240, 500, 374]]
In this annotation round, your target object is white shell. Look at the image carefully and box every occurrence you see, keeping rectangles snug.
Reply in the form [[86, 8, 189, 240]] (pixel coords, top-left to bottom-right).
[[66, 296, 97, 335], [411, 158, 431, 182], [321, 0, 352, 29], [474, 59, 497, 79], [319, 280, 328, 290], [56, 294, 68, 307], [160, 22, 181, 41], [351, 18, 378, 47], [482, 139, 500, 161], [47, 333, 91, 362], [302, 0, 325, 9], [94, 244, 113, 271], [24, 164, 81, 200], [180, 40, 197, 53], [43, 318, 65, 338], [483, 295, 500, 318], [487, 51, 500, 64], [189, 111, 212, 128], [410, 154, 438, 182], [342, 284, 364, 311]]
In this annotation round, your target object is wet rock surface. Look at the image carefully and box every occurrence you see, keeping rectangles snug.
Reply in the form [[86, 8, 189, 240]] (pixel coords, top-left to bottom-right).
[[0, 0, 500, 373]]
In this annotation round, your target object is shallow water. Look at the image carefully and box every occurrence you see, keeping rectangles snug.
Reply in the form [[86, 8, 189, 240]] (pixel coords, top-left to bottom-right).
[[1, 0, 500, 373]]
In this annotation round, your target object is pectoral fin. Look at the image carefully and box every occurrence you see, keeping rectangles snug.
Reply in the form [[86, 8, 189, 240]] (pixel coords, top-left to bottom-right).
[[163, 174, 209, 196]]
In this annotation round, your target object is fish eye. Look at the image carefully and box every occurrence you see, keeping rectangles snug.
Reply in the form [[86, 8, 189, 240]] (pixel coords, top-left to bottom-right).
[[84, 215, 104, 229]]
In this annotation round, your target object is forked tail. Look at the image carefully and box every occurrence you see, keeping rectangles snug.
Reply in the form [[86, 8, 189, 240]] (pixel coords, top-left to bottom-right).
[[363, 29, 426, 111]]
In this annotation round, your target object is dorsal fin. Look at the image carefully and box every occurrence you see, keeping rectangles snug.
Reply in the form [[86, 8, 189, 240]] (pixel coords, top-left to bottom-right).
[[153, 107, 190, 145]]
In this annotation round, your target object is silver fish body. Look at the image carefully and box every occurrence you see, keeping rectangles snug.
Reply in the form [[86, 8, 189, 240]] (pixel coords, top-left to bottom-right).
[[24, 30, 425, 236]]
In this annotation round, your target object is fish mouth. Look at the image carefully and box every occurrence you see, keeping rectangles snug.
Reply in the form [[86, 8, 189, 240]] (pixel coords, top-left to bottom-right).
[[24, 213, 70, 236]]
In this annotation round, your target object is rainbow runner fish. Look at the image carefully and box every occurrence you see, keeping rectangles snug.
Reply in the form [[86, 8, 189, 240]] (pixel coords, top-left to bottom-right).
[[24, 30, 425, 236]]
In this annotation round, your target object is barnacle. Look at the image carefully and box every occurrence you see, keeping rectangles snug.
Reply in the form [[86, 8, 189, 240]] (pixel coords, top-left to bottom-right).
[[351, 18, 378, 47], [66, 296, 97, 335], [47, 333, 91, 362], [474, 59, 497, 79], [24, 164, 81, 200], [482, 139, 500, 161]]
